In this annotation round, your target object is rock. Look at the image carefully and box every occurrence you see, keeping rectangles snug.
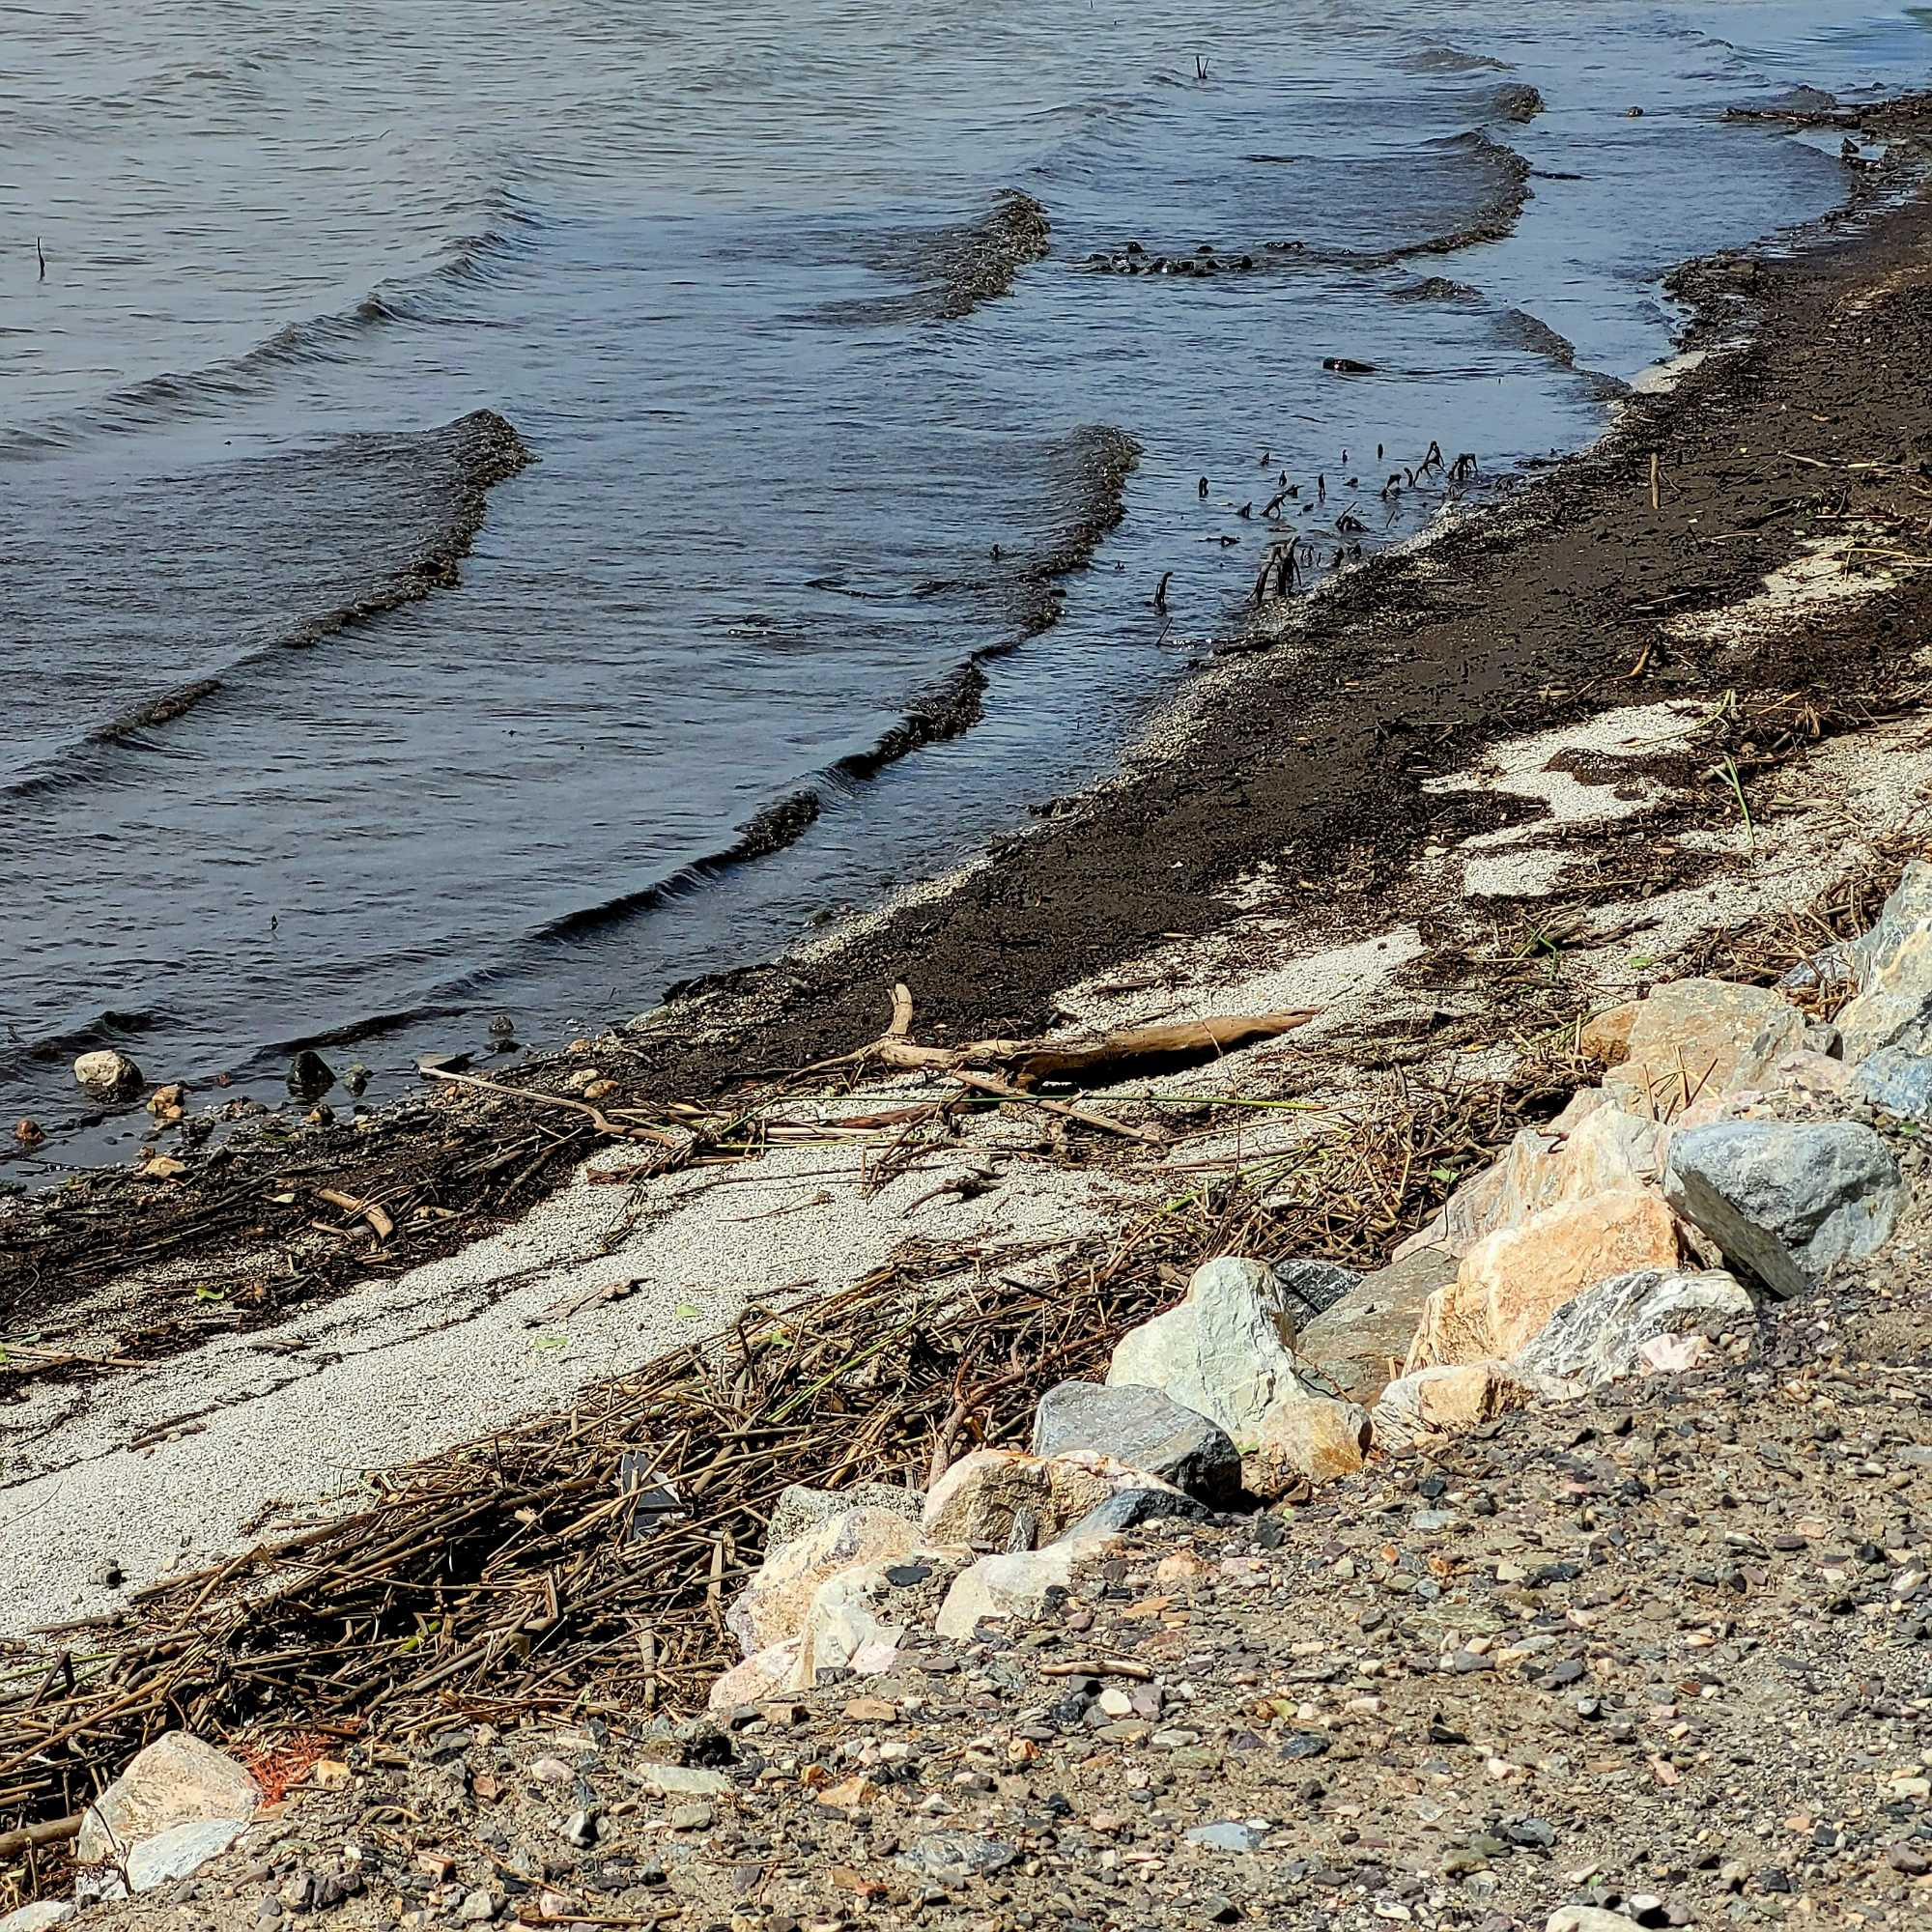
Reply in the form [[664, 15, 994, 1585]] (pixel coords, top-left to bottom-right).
[[765, 1481, 923, 1552], [1577, 1003, 1639, 1066], [934, 1545, 1079, 1639], [1662, 1121, 1904, 1297], [1106, 1256, 1337, 1436], [789, 1564, 902, 1690], [635, 1765, 732, 1798], [455, 1888, 498, 1923], [725, 1508, 919, 1656], [72, 1048, 142, 1098], [1030, 1381, 1240, 1503], [1515, 1268, 1755, 1383], [0, 1904, 77, 1931], [1406, 1188, 1683, 1370], [1834, 861, 1932, 1060], [1271, 1259, 1359, 1322], [285, 1050, 335, 1099], [1547, 1911, 1645, 1932], [89, 1558, 125, 1589], [1373, 1360, 1564, 1447], [1244, 1395, 1372, 1490], [922, 1448, 1188, 1550], [1604, 978, 1807, 1120], [75, 1731, 261, 1865], [1850, 1045, 1932, 1121], [1058, 1484, 1208, 1545], [706, 1639, 800, 1714], [124, 1817, 248, 1892], [1185, 1821, 1265, 1853], [903, 1832, 1017, 1882], [1296, 1247, 1457, 1401]]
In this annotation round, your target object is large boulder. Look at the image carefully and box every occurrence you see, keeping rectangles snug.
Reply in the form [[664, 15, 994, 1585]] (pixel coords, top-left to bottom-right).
[[923, 1448, 1187, 1550], [1245, 1395, 1372, 1491], [706, 1639, 801, 1714], [726, 1507, 919, 1656], [1662, 1121, 1903, 1298], [1296, 1247, 1457, 1402], [1515, 1267, 1755, 1384], [1105, 1256, 1336, 1436], [75, 1731, 260, 1866], [766, 1481, 923, 1552], [1603, 978, 1807, 1121], [1391, 1091, 1666, 1262], [1406, 1188, 1682, 1371], [1030, 1381, 1240, 1504], [124, 1818, 249, 1892], [72, 1048, 143, 1099], [1834, 861, 1932, 1062]]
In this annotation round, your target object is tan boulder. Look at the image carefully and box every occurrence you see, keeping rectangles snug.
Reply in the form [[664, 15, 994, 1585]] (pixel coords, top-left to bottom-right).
[[921, 1448, 1184, 1550], [726, 1507, 919, 1656], [1604, 978, 1806, 1122], [1392, 1091, 1667, 1264], [1373, 1360, 1576, 1447], [75, 1732, 260, 1866], [1244, 1396, 1372, 1492], [1295, 1247, 1456, 1402], [707, 1640, 801, 1714], [1406, 1188, 1682, 1371], [1577, 1003, 1639, 1067]]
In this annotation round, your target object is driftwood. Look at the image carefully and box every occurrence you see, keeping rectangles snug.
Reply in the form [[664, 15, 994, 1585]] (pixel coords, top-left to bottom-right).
[[803, 987, 1318, 1144]]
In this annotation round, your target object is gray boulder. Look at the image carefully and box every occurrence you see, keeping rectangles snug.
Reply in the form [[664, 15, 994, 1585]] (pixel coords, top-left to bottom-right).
[[125, 1817, 248, 1892], [1835, 861, 1932, 1062], [1059, 1483, 1209, 1546], [765, 1481, 922, 1552], [1662, 1121, 1904, 1298], [1850, 1046, 1932, 1122], [1271, 1259, 1360, 1323], [1106, 1256, 1337, 1437], [1031, 1381, 1240, 1504], [1295, 1246, 1457, 1403], [1515, 1268, 1755, 1384]]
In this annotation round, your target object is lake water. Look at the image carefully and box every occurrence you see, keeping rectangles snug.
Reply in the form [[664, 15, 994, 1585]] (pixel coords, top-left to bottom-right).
[[2, 0, 1928, 1166]]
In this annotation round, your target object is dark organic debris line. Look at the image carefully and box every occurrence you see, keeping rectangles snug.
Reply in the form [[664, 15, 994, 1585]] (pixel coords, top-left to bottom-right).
[[0, 1073, 1553, 1844]]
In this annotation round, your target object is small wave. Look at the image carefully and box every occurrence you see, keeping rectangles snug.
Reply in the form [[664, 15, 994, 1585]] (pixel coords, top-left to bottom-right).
[[812, 189, 1051, 325], [417, 424, 1139, 984], [0, 1009, 167, 1086], [0, 412, 531, 803], [1406, 44, 1517, 75], [1392, 275, 1483, 302], [0, 195, 542, 461]]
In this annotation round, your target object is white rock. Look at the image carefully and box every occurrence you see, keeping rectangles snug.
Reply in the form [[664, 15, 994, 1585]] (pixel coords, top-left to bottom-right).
[[934, 1545, 1079, 1640], [788, 1563, 902, 1690], [1514, 1268, 1754, 1383], [706, 1639, 800, 1712], [1835, 860, 1932, 1061], [124, 1816, 247, 1892], [1547, 1910, 1644, 1932], [725, 1506, 919, 1655], [72, 1048, 143, 1098], [75, 1731, 260, 1866], [1107, 1256, 1336, 1436], [0, 1903, 78, 1931]]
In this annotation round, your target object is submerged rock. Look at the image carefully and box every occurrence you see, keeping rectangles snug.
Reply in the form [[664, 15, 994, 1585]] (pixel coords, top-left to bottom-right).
[[1662, 1121, 1903, 1297], [285, 1049, 336, 1099], [1030, 1381, 1240, 1504], [72, 1047, 142, 1098]]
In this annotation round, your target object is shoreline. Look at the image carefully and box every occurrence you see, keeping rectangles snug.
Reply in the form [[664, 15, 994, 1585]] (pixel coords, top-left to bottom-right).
[[4, 97, 1932, 1470]]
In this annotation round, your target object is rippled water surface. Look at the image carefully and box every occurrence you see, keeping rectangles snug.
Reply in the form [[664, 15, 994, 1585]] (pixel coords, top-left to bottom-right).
[[3, 0, 1928, 1163]]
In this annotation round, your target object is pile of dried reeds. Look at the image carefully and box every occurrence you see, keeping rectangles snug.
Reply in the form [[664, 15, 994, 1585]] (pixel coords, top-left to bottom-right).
[[0, 1071, 1533, 1868]]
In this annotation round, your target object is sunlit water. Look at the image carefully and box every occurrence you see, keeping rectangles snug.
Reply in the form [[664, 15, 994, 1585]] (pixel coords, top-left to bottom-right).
[[2, 0, 1928, 1165]]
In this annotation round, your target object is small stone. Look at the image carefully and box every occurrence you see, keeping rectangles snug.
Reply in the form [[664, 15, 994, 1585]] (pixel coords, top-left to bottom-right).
[[1547, 1911, 1644, 1932], [901, 1832, 1017, 1882], [455, 1889, 499, 1923], [668, 1802, 714, 1831], [1185, 1821, 1264, 1854], [633, 1764, 733, 1798], [89, 1558, 125, 1589]]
